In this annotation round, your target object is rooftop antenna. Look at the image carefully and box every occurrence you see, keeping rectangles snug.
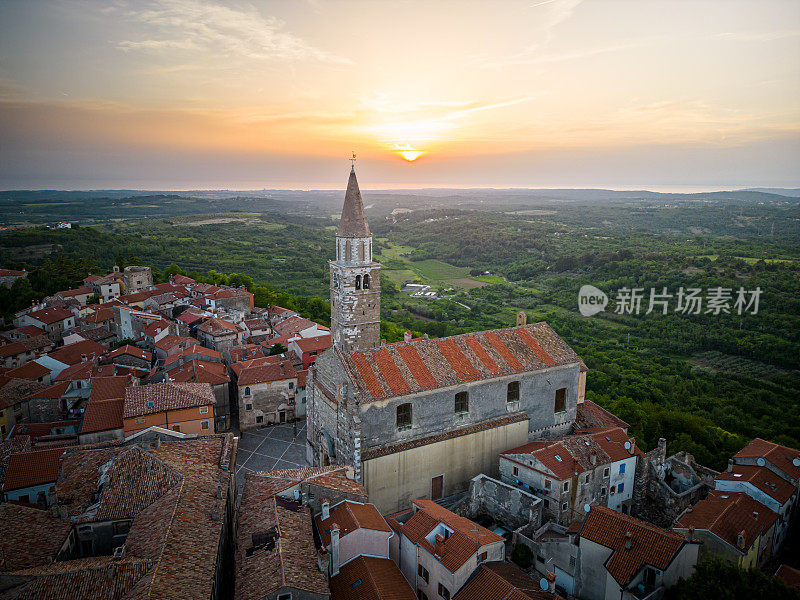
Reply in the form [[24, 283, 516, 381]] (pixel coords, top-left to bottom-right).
[[350, 151, 357, 168]]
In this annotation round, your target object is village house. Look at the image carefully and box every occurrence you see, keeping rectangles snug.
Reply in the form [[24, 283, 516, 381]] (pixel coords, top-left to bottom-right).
[[0, 268, 27, 288], [16, 307, 75, 343], [674, 490, 778, 568], [35, 339, 107, 380], [56, 287, 95, 306], [162, 359, 230, 431], [733, 437, 800, 488], [499, 427, 641, 525], [0, 335, 53, 368], [389, 499, 505, 600], [85, 273, 121, 302], [197, 317, 243, 352], [290, 333, 332, 369], [122, 381, 216, 436], [453, 561, 563, 600], [1, 324, 46, 342], [77, 377, 129, 444], [241, 317, 271, 340], [153, 334, 198, 360], [204, 286, 253, 313], [63, 325, 116, 348], [330, 555, 417, 600], [107, 344, 153, 372], [2, 447, 64, 505], [314, 499, 394, 576], [236, 356, 298, 429], [122, 264, 153, 293]]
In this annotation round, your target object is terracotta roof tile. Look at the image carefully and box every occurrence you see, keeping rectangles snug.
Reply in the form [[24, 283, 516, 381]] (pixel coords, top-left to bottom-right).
[[454, 561, 561, 600], [0, 503, 72, 571], [437, 339, 482, 382], [315, 500, 391, 546], [716, 464, 796, 505], [26, 307, 73, 325], [89, 376, 129, 401], [123, 382, 214, 418], [237, 359, 296, 386], [80, 398, 124, 434], [776, 564, 800, 590], [330, 556, 416, 600], [734, 438, 800, 481], [47, 340, 107, 366], [579, 506, 686, 586], [396, 345, 437, 390], [108, 344, 152, 362], [575, 400, 630, 431], [3, 447, 65, 491]]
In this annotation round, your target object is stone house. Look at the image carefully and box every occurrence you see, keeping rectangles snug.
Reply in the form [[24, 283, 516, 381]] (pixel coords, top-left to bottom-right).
[[204, 287, 253, 313], [16, 307, 75, 343], [196, 317, 243, 352], [0, 335, 53, 368], [499, 427, 641, 525], [85, 274, 121, 302], [0, 268, 27, 288], [236, 357, 297, 430], [122, 265, 153, 293]]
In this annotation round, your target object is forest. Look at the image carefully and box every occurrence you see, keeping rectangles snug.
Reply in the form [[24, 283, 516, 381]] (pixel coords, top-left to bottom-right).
[[1, 190, 798, 470]]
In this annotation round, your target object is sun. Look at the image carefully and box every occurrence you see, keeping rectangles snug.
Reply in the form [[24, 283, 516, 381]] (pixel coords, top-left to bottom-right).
[[399, 149, 422, 161]]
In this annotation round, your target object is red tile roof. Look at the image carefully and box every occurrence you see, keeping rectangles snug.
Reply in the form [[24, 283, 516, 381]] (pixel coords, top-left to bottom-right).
[[0, 269, 27, 277], [344, 323, 580, 402], [734, 438, 800, 481], [197, 317, 239, 336], [0, 503, 72, 571], [315, 500, 391, 546], [237, 358, 297, 386], [123, 382, 215, 418], [400, 499, 503, 572], [227, 344, 265, 363], [164, 344, 223, 366], [26, 307, 73, 325], [47, 339, 107, 366], [108, 344, 152, 362], [716, 464, 796, 505], [330, 556, 416, 600], [3, 447, 65, 491], [176, 310, 206, 325], [169, 359, 230, 385], [25, 380, 69, 399], [249, 466, 367, 498], [89, 375, 129, 401], [575, 400, 630, 431], [236, 475, 330, 600], [80, 398, 125, 434], [293, 334, 332, 354], [675, 490, 777, 552], [154, 334, 197, 351], [4, 361, 49, 381], [57, 287, 92, 298], [776, 564, 800, 590], [579, 506, 687, 586], [453, 561, 561, 600]]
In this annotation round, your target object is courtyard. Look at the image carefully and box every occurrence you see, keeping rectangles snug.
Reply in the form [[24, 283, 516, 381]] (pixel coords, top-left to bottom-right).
[[234, 421, 309, 491]]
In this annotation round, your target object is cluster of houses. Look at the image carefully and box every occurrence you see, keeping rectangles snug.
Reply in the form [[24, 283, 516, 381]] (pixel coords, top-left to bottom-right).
[[0, 166, 797, 599]]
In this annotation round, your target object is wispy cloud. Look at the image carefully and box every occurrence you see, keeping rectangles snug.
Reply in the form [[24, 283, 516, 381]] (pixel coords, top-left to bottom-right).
[[115, 0, 352, 65]]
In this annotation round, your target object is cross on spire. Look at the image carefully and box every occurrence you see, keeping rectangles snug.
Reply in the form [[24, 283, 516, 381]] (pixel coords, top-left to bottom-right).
[[350, 151, 357, 168]]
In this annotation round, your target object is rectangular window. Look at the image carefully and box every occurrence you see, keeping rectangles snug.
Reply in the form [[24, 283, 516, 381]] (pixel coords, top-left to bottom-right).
[[562, 502, 568, 511], [201, 421, 209, 430], [585, 474, 590, 484], [256, 415, 263, 424], [277, 594, 292, 600], [507, 381, 519, 403], [454, 391, 469, 414], [113, 521, 131, 536], [544, 479, 551, 489], [570, 556, 576, 568], [135, 417, 145, 424], [554, 388, 567, 412], [246, 403, 253, 411], [479, 551, 487, 562], [603, 467, 610, 477], [601, 487, 607, 496], [289, 382, 294, 389], [619, 463, 626, 474], [438, 583, 450, 600], [199, 406, 209, 414], [563, 481, 569, 492], [536, 555, 545, 564], [418, 564, 429, 583], [513, 466, 519, 477], [417, 591, 429, 600], [543, 499, 549, 509], [18, 494, 30, 504], [618, 483, 625, 494], [397, 403, 412, 430], [610, 485, 616, 494]]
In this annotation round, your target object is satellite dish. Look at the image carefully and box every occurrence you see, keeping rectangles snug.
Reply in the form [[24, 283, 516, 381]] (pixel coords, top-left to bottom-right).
[[539, 578, 550, 591], [756, 457, 766, 467], [793, 458, 800, 467], [624, 441, 631, 450], [584, 503, 591, 513]]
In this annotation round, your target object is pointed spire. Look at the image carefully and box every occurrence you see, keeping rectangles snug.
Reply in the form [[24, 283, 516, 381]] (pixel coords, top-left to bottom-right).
[[337, 166, 370, 237]]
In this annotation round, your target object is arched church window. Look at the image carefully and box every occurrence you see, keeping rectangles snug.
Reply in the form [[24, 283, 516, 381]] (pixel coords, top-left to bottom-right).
[[363, 274, 370, 289], [345, 240, 352, 261], [355, 275, 361, 290], [358, 241, 365, 261]]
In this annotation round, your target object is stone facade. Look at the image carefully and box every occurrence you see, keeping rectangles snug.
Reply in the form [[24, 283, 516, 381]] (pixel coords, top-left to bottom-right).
[[122, 266, 153, 294], [329, 167, 381, 353], [238, 363, 298, 430], [461, 473, 543, 530]]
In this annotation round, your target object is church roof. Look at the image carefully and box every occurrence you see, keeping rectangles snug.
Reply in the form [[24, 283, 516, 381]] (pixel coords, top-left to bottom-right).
[[337, 166, 371, 238], [339, 322, 581, 402]]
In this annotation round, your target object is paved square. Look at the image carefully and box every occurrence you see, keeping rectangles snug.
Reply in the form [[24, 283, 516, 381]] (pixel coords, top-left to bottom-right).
[[234, 422, 309, 492]]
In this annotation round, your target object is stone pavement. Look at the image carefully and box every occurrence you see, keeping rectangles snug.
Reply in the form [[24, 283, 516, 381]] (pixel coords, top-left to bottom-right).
[[234, 421, 309, 492]]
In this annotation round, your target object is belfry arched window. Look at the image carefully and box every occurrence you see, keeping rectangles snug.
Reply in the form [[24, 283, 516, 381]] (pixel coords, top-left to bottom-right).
[[355, 275, 361, 290], [363, 274, 370, 289]]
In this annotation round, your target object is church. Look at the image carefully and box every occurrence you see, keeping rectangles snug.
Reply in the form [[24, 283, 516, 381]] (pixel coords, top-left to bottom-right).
[[306, 165, 585, 513]]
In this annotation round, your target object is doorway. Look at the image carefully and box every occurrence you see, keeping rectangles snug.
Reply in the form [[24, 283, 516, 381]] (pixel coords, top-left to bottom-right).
[[431, 474, 444, 500]]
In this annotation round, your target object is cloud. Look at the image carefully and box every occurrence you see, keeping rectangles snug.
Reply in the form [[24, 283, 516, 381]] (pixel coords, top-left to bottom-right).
[[115, 0, 352, 65]]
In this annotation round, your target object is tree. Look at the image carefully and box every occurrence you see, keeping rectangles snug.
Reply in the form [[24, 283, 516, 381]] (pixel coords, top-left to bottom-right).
[[268, 343, 288, 356], [664, 556, 800, 600]]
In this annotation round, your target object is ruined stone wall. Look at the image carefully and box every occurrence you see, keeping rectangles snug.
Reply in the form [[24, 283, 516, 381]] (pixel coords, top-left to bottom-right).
[[462, 474, 543, 530]]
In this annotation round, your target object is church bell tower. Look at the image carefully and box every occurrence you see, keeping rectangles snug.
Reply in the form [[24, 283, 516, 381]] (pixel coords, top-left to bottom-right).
[[330, 163, 381, 352]]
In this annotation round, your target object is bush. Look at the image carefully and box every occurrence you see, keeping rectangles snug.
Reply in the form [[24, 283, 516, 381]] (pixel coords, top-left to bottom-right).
[[511, 543, 533, 569]]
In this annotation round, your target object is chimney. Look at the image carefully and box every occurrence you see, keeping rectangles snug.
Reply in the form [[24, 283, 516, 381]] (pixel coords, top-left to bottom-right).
[[658, 437, 667, 464], [434, 534, 445, 557], [688, 526, 694, 542], [321, 499, 330, 520], [330, 523, 340, 577], [628, 438, 635, 455], [81, 353, 87, 363], [590, 449, 597, 466], [573, 457, 580, 474], [546, 571, 556, 593], [345, 466, 355, 480], [727, 459, 734, 473], [624, 531, 632, 551], [752, 511, 759, 520], [280, 362, 285, 376], [404, 330, 412, 343], [737, 530, 746, 550]]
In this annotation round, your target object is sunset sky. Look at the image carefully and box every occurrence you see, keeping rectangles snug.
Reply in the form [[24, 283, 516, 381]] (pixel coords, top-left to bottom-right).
[[1, 0, 799, 189]]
